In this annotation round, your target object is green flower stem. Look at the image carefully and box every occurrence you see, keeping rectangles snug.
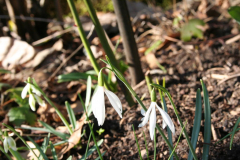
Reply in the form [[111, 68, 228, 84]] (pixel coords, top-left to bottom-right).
[[151, 84, 198, 160], [154, 129, 156, 160], [83, 0, 119, 69], [83, 0, 135, 106], [67, 0, 112, 90], [143, 132, 150, 160], [145, 72, 153, 95], [67, 0, 100, 74], [79, 94, 103, 160]]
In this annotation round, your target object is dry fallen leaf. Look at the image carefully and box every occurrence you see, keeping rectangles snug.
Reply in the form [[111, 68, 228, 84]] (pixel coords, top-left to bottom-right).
[[145, 53, 159, 69], [57, 114, 86, 159], [1, 37, 35, 69]]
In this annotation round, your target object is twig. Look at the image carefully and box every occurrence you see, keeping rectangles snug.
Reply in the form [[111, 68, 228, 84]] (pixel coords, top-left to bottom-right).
[[225, 34, 240, 45], [48, 25, 95, 81], [32, 27, 73, 46], [218, 73, 240, 85]]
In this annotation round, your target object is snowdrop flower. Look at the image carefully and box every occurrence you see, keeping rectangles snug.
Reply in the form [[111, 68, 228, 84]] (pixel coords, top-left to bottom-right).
[[139, 89, 175, 140], [91, 70, 122, 126], [21, 81, 46, 111], [3, 132, 17, 153]]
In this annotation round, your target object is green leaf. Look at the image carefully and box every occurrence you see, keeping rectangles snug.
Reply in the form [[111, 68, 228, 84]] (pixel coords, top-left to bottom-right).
[[180, 19, 205, 42], [132, 125, 143, 160], [38, 120, 69, 140], [145, 40, 162, 55], [27, 136, 49, 160], [228, 6, 240, 24], [96, 128, 105, 135], [0, 68, 11, 74], [230, 117, 240, 150], [49, 141, 58, 160], [5, 87, 28, 105], [79, 139, 104, 160], [57, 72, 97, 83], [188, 89, 202, 160], [119, 60, 129, 73], [65, 101, 77, 130], [8, 107, 37, 126], [0, 83, 11, 90], [201, 80, 211, 160]]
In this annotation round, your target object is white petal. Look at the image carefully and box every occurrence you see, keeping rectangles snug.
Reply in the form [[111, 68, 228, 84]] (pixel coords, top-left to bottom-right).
[[162, 120, 167, 129], [156, 105, 175, 135], [29, 94, 36, 111], [141, 109, 146, 116], [91, 86, 105, 126], [149, 105, 156, 140], [8, 137, 17, 151], [21, 83, 30, 99], [34, 95, 46, 107], [104, 89, 122, 118], [30, 84, 41, 96], [138, 102, 155, 127], [3, 137, 8, 153]]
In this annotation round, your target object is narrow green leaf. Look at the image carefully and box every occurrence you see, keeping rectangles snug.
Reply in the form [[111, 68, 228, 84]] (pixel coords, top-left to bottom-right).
[[215, 128, 240, 145], [228, 6, 240, 24], [38, 120, 68, 140], [84, 128, 92, 160], [201, 80, 211, 160], [39, 133, 50, 160], [132, 125, 143, 160], [27, 136, 49, 160], [95, 151, 106, 160], [143, 132, 149, 160], [0, 83, 11, 90], [0, 68, 11, 74], [0, 145, 13, 160], [49, 141, 58, 160], [65, 101, 77, 130], [57, 72, 97, 83], [168, 121, 187, 160], [230, 117, 240, 150], [79, 139, 104, 160], [188, 89, 202, 160]]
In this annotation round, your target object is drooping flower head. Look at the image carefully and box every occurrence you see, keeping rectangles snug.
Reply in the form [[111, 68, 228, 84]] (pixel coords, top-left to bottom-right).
[[21, 78, 46, 111], [91, 69, 122, 126], [3, 131, 17, 153], [139, 89, 175, 140]]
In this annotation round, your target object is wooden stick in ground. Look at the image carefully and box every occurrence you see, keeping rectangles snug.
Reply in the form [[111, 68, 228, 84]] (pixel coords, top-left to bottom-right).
[[112, 0, 144, 86]]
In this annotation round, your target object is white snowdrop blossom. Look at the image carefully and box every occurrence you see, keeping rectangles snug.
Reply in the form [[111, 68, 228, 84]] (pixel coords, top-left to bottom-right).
[[3, 136, 17, 153], [91, 70, 122, 126], [139, 89, 175, 140], [91, 86, 122, 126], [139, 102, 175, 140], [21, 83, 46, 111]]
